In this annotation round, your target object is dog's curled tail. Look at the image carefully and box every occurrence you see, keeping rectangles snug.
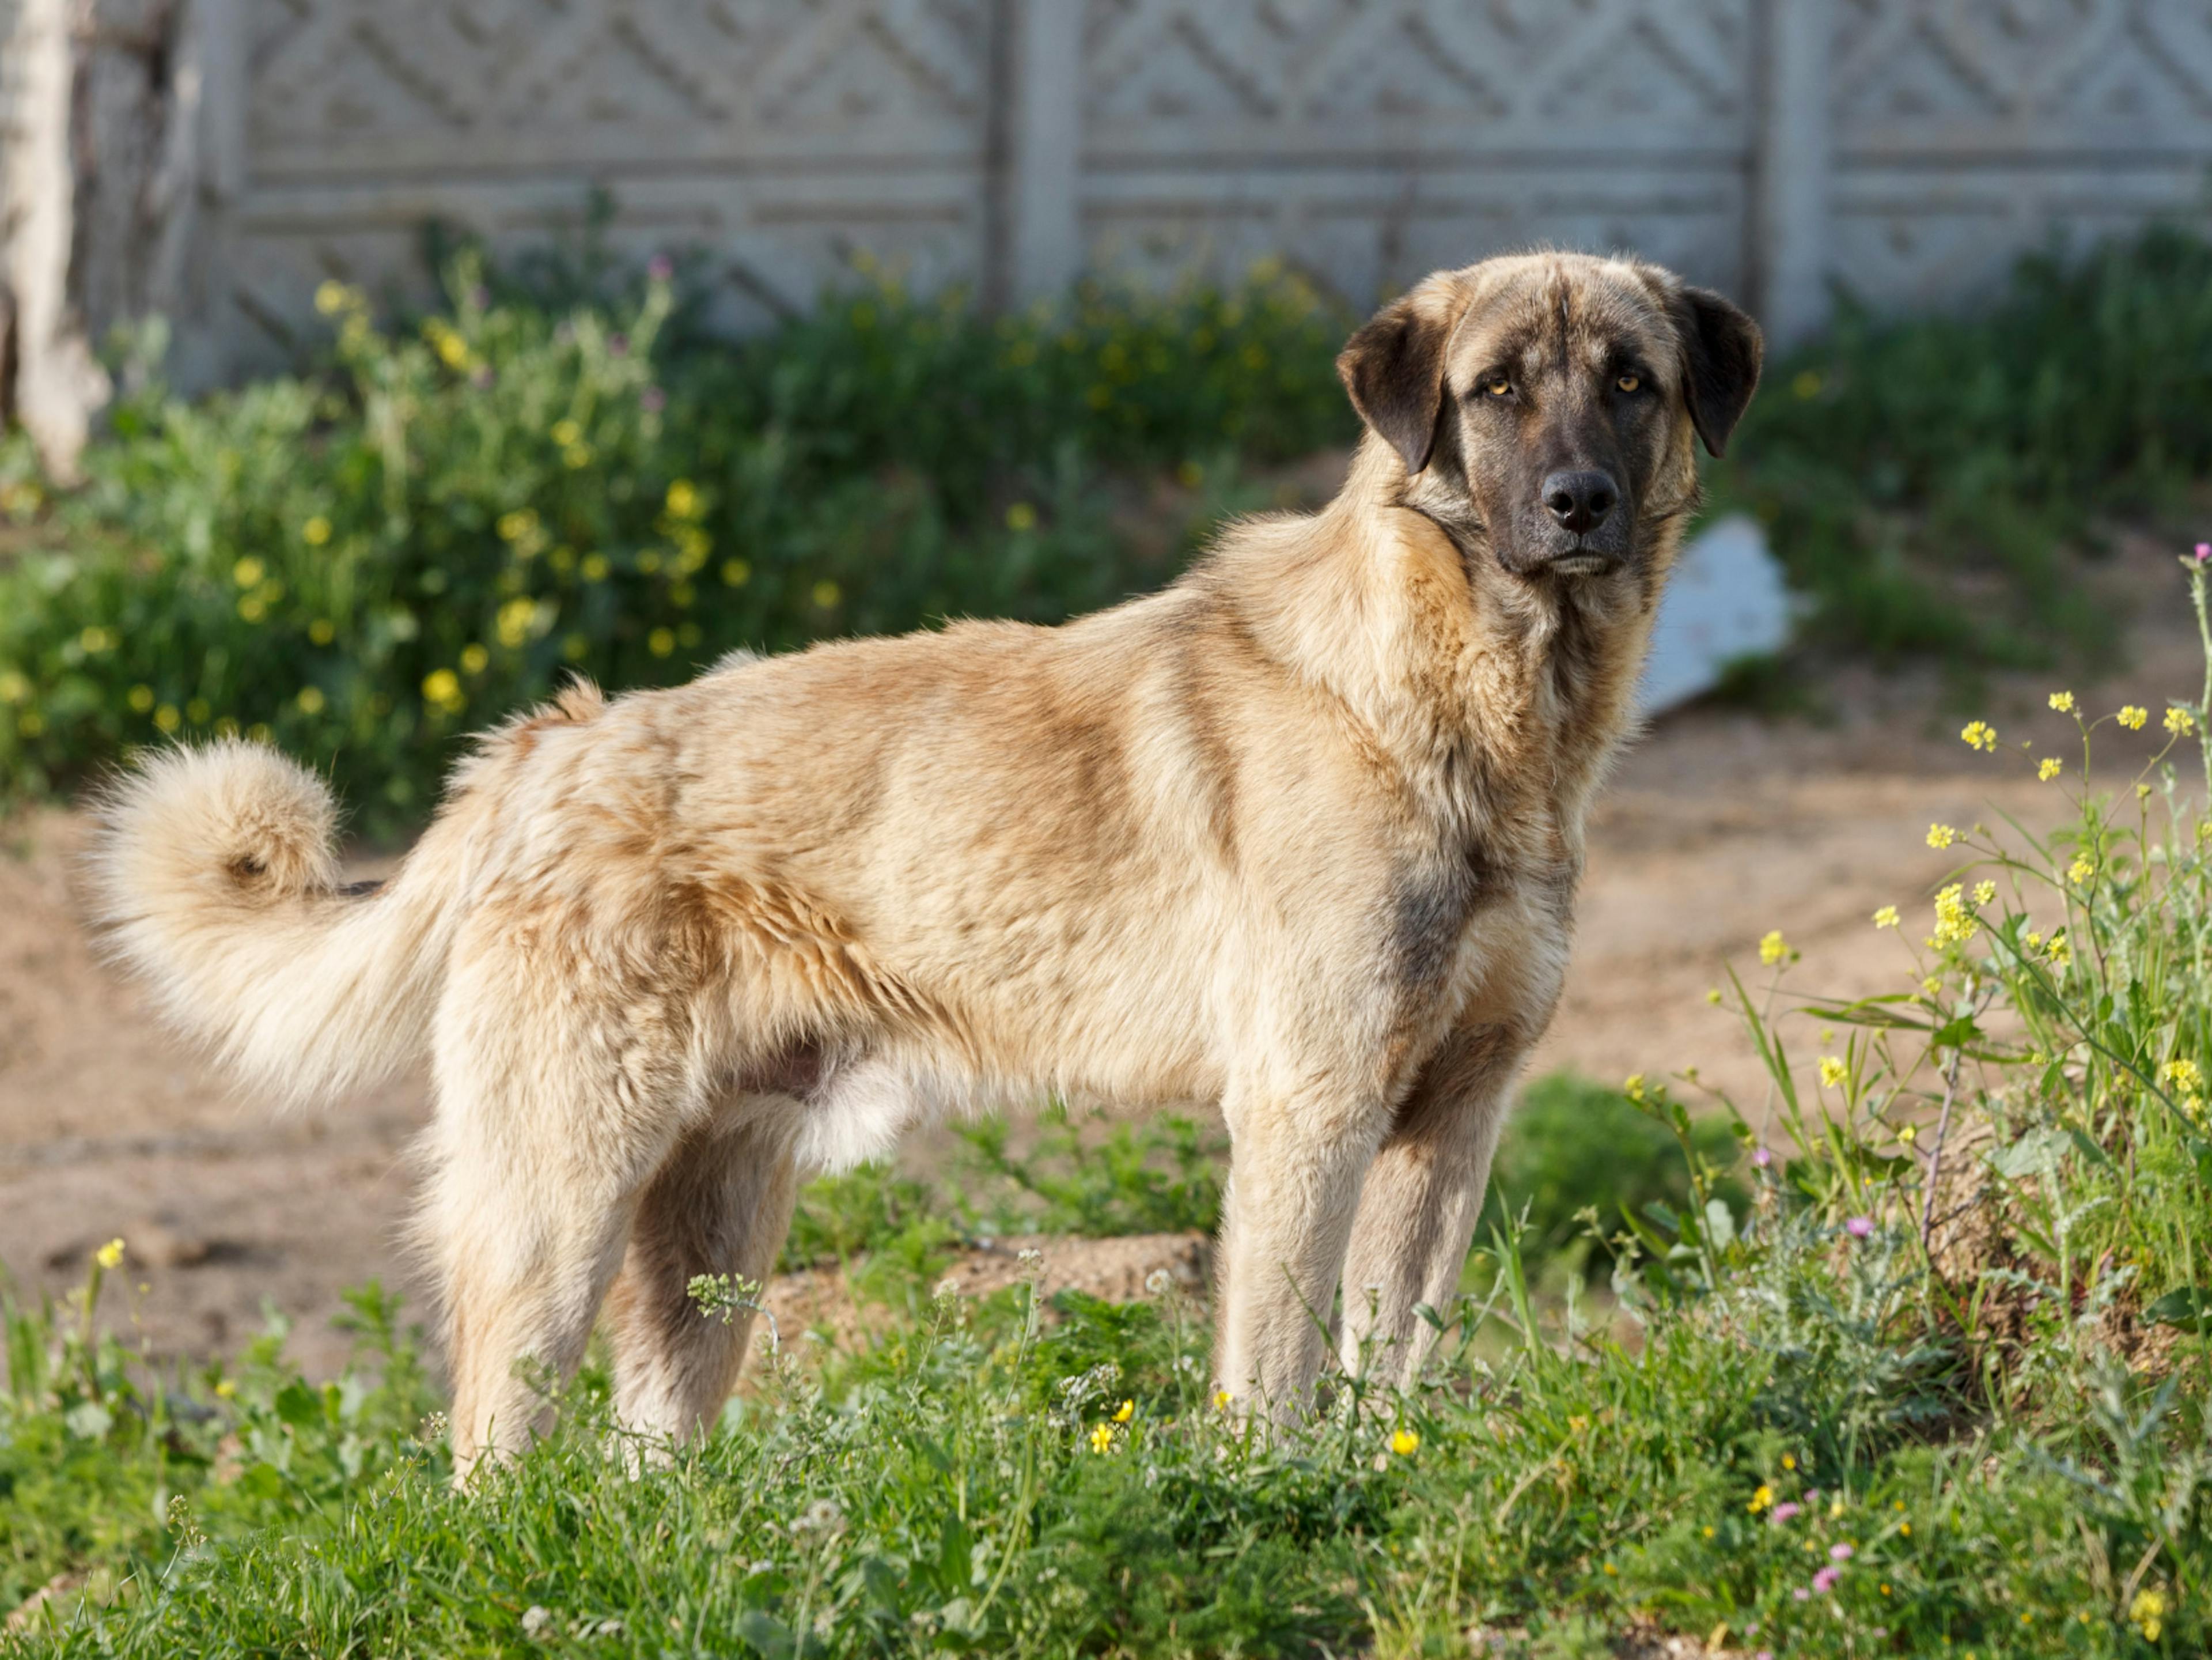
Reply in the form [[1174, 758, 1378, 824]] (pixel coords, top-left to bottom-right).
[[88, 740, 468, 1106]]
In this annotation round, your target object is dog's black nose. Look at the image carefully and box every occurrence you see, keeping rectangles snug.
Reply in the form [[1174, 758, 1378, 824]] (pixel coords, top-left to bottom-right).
[[1541, 470, 1618, 535]]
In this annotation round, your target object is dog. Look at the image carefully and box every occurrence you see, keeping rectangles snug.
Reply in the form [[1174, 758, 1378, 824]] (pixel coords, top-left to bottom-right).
[[90, 251, 1759, 1476]]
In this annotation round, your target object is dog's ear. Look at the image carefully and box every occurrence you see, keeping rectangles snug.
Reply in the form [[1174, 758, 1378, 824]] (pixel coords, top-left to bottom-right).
[[1669, 285, 1763, 458], [1336, 295, 1454, 475]]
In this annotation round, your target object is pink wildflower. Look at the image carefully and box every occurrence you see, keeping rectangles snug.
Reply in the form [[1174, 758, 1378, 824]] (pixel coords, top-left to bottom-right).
[[1846, 1215, 1873, 1238], [1831, 1542, 1854, 1561], [1753, 1146, 1773, 1168], [1769, 1502, 1801, 1524], [1813, 1566, 1842, 1593]]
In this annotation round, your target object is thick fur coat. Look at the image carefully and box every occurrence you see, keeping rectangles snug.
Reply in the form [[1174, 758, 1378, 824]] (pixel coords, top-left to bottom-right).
[[90, 252, 1760, 1474]]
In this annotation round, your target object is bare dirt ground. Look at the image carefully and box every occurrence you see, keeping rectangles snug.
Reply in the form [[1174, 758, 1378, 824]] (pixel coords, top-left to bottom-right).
[[2, 528, 2200, 1379]]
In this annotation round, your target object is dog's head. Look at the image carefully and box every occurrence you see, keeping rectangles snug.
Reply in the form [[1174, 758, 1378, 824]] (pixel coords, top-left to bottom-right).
[[1337, 253, 1762, 581]]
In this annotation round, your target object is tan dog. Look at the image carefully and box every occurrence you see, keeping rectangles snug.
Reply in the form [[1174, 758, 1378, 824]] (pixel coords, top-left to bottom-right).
[[91, 252, 1759, 1475]]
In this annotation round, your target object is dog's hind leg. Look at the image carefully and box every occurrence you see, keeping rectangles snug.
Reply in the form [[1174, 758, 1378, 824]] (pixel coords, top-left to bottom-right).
[[603, 1103, 799, 1454], [422, 939, 694, 1483]]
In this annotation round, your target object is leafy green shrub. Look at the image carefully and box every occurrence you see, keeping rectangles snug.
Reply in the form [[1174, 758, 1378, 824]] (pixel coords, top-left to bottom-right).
[[0, 256, 1350, 834], [5, 225, 2211, 832], [1482, 1071, 1740, 1276], [953, 1107, 1225, 1238], [1719, 226, 2212, 669]]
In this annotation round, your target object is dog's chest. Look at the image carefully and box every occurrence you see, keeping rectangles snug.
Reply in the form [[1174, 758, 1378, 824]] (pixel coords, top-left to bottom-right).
[[1386, 792, 1579, 1032]]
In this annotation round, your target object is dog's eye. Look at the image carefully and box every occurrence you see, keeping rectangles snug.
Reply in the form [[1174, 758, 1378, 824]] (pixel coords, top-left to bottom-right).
[[1482, 377, 1512, 398], [1615, 372, 1642, 393]]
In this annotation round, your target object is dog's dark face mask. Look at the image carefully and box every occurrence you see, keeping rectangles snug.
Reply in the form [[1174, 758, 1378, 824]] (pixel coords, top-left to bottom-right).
[[1337, 256, 1763, 583]]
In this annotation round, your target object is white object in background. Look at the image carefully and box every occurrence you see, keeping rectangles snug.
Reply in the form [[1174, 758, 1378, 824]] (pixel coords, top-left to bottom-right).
[[1638, 513, 1794, 714]]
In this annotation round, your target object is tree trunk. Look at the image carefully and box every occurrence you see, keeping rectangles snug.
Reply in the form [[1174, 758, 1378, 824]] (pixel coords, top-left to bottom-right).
[[1, 0, 213, 482]]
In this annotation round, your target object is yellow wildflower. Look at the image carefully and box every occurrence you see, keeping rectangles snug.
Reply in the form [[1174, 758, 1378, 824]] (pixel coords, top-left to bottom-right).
[[296, 687, 325, 716], [127, 685, 154, 713], [665, 479, 702, 520], [1872, 904, 1900, 929], [2047, 932, 2073, 970], [1623, 1073, 1646, 1102], [314, 281, 351, 316], [1818, 1056, 1847, 1089], [2131, 1586, 2166, 1643], [550, 418, 582, 449], [647, 627, 676, 658], [2048, 690, 2075, 713], [497, 509, 539, 543], [2037, 757, 2062, 781], [154, 704, 181, 733], [2162, 1059, 2205, 1093], [1782, 1454, 1796, 1471], [2067, 855, 2095, 886], [1213, 1389, 1232, 1410], [722, 559, 752, 588], [1931, 883, 1974, 946], [2166, 706, 2196, 736], [1759, 929, 1789, 966], [1389, 1427, 1421, 1457], [1922, 976, 1943, 997], [421, 668, 463, 712], [94, 1237, 124, 1270], [496, 597, 539, 648], [2119, 705, 2148, 731], [1705, 987, 1722, 1005], [302, 516, 332, 547], [1897, 1124, 1918, 1146], [233, 557, 265, 589], [459, 644, 488, 675], [1960, 720, 1997, 753], [1926, 823, 1958, 850], [1749, 1484, 1773, 1512], [1089, 1423, 1114, 1454], [1972, 880, 1996, 906], [419, 318, 468, 369], [812, 580, 842, 610], [1112, 1399, 1134, 1424]]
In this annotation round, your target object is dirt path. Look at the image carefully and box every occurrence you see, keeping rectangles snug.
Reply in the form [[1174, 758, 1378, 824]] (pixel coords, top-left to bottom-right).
[[3, 529, 2199, 1377]]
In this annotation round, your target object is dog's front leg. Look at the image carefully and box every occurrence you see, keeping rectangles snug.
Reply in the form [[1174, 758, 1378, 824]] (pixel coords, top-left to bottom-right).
[[1335, 1024, 1522, 1387], [1212, 1091, 1385, 1417]]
